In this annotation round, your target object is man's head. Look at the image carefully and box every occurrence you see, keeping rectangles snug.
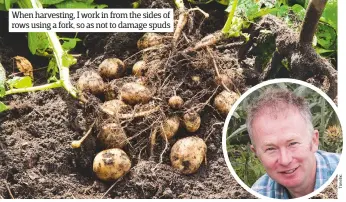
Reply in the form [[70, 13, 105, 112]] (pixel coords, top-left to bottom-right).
[[246, 88, 319, 195]]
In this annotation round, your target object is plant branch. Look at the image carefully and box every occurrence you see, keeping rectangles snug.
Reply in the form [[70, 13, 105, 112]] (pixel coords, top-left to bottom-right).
[[5, 81, 62, 95], [222, 0, 238, 34]]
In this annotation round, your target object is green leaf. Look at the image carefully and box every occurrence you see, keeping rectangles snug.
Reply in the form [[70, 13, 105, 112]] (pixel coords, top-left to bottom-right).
[[55, 0, 107, 8], [28, 32, 50, 55], [62, 52, 77, 67], [40, 0, 65, 5], [320, 0, 337, 31], [291, 4, 305, 21], [6, 76, 33, 89], [0, 101, 9, 112], [61, 38, 81, 50], [316, 23, 337, 49], [47, 58, 59, 82], [0, 85, 5, 98], [4, 0, 10, 10]]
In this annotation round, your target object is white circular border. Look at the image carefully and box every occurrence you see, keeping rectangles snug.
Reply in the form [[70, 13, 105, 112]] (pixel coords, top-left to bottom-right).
[[222, 78, 343, 200]]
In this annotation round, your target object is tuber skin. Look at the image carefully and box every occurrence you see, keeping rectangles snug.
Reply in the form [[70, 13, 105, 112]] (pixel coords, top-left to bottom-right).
[[170, 136, 207, 174], [77, 71, 105, 95], [93, 148, 131, 181], [183, 112, 201, 132], [98, 123, 128, 149], [137, 33, 163, 50], [132, 60, 147, 77], [100, 99, 128, 116], [168, 96, 184, 109], [120, 82, 152, 105], [160, 116, 180, 140], [214, 90, 239, 116], [98, 58, 125, 79]]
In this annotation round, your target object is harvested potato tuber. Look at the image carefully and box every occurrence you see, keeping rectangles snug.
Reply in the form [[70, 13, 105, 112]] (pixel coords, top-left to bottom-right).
[[98, 58, 125, 79], [100, 99, 128, 116], [93, 148, 131, 181], [215, 74, 233, 89], [170, 136, 207, 174], [160, 116, 180, 140], [214, 90, 239, 116], [168, 96, 184, 109], [183, 112, 201, 132], [120, 82, 152, 105], [132, 60, 147, 77], [77, 71, 105, 95], [98, 123, 128, 149], [137, 33, 163, 49]]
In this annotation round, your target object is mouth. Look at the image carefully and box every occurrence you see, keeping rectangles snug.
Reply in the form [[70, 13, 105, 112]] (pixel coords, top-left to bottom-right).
[[279, 166, 299, 175]]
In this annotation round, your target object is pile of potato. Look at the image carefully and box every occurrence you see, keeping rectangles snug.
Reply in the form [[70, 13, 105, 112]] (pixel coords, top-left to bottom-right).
[[75, 33, 240, 181]]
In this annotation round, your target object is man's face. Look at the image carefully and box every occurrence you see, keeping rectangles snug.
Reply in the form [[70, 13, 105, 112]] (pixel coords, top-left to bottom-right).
[[250, 107, 319, 190]]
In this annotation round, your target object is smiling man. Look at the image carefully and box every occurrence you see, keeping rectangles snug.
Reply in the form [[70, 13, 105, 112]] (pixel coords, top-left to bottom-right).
[[246, 88, 340, 199]]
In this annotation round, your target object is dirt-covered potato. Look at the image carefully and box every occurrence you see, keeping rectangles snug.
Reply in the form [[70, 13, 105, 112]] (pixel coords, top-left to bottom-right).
[[214, 90, 239, 116], [97, 123, 128, 149], [137, 33, 163, 49], [170, 136, 207, 174], [160, 116, 180, 140], [168, 96, 184, 109], [77, 71, 105, 95], [132, 60, 147, 77], [93, 148, 131, 181], [100, 99, 128, 116], [183, 112, 201, 132], [98, 58, 125, 79], [120, 82, 152, 105]]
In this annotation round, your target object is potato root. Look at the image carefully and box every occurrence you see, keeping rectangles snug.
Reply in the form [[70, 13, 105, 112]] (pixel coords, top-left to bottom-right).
[[77, 71, 105, 95], [132, 60, 147, 77], [93, 148, 131, 181], [170, 136, 207, 174], [97, 123, 128, 149], [183, 112, 201, 132], [98, 58, 125, 79], [214, 90, 239, 116], [120, 82, 152, 105], [160, 116, 180, 140], [137, 33, 163, 50], [168, 96, 184, 109]]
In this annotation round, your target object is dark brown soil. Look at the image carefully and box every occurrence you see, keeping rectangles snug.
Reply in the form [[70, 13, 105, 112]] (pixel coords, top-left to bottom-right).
[[0, 0, 338, 199]]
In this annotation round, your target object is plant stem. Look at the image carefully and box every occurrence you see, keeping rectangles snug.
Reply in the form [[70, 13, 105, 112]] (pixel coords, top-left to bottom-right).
[[174, 0, 185, 11], [222, 0, 238, 34], [5, 81, 62, 95]]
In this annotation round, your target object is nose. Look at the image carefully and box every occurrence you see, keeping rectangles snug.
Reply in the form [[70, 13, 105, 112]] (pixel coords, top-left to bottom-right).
[[278, 148, 292, 166]]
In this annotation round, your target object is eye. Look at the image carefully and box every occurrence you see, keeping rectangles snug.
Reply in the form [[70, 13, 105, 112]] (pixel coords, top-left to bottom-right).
[[265, 147, 276, 152], [289, 142, 299, 146]]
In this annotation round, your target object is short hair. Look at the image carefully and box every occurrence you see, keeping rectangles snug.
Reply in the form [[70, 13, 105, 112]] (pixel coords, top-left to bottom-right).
[[246, 88, 314, 144]]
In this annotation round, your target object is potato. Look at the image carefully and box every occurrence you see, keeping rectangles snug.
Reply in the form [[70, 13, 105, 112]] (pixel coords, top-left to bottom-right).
[[215, 74, 233, 89], [168, 96, 184, 109], [98, 58, 125, 79], [137, 33, 163, 49], [97, 123, 128, 149], [214, 90, 239, 116], [120, 82, 152, 105], [170, 136, 207, 174], [93, 148, 131, 181], [77, 71, 105, 95], [160, 116, 180, 140], [100, 99, 128, 116], [132, 60, 147, 77], [183, 112, 201, 132]]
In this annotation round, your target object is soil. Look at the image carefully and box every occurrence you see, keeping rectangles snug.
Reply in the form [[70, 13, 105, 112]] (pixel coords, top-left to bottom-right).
[[0, 0, 338, 199]]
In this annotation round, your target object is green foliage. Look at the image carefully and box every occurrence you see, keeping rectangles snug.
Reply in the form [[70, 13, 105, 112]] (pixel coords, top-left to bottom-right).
[[226, 83, 342, 187], [0, 101, 8, 112], [6, 76, 33, 89]]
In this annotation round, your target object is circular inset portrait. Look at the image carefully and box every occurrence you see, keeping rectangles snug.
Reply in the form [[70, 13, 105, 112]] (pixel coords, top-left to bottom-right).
[[223, 79, 342, 199]]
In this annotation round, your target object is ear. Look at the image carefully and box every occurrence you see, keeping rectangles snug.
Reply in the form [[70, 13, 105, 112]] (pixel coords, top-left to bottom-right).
[[250, 144, 257, 155], [311, 130, 319, 152]]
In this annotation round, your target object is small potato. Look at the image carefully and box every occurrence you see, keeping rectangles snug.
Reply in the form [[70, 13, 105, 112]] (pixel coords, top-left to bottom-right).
[[77, 71, 105, 95], [100, 99, 128, 116], [170, 136, 207, 174], [183, 112, 201, 132], [160, 116, 180, 140], [214, 90, 239, 116], [98, 58, 125, 79], [168, 96, 184, 109], [215, 74, 232, 89], [120, 82, 152, 105], [137, 33, 163, 49], [93, 148, 131, 181], [97, 123, 128, 149], [132, 60, 147, 77]]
